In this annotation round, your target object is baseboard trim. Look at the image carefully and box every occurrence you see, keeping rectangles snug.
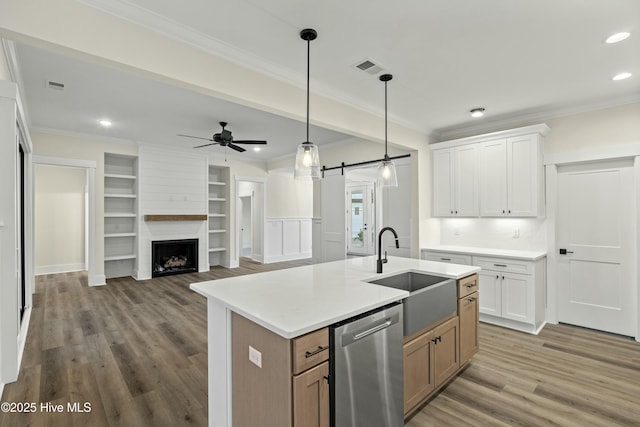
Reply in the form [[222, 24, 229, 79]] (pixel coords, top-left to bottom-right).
[[0, 382, 4, 400], [264, 253, 312, 264], [35, 263, 86, 275]]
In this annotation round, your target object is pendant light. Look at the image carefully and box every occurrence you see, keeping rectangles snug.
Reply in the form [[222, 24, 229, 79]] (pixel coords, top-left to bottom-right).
[[294, 28, 321, 180], [378, 74, 398, 187]]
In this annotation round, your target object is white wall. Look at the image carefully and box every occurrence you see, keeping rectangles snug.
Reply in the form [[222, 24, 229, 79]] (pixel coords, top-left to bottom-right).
[[34, 164, 86, 273], [266, 173, 312, 218], [0, 42, 11, 81], [544, 103, 640, 154]]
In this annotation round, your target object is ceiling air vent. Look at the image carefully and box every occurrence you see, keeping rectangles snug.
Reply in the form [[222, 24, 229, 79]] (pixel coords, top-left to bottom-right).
[[354, 58, 384, 75], [46, 80, 65, 90]]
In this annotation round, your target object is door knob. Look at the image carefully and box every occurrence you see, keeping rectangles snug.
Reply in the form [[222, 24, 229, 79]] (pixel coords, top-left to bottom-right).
[[559, 248, 574, 255]]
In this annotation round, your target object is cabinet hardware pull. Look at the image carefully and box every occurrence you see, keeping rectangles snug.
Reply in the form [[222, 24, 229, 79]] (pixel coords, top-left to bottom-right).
[[496, 275, 499, 279], [441, 258, 451, 261], [432, 336, 442, 344], [323, 375, 330, 383], [305, 345, 329, 358], [465, 283, 476, 288], [494, 264, 507, 267], [502, 276, 505, 280], [467, 297, 476, 302]]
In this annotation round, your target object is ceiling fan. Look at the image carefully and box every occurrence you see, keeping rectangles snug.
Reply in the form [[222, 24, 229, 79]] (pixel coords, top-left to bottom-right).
[[178, 121, 267, 152]]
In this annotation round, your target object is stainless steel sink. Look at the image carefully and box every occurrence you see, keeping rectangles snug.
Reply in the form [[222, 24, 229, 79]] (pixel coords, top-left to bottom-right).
[[367, 272, 456, 336]]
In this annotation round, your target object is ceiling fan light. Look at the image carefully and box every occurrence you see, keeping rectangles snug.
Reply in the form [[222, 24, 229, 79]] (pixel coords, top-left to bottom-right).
[[470, 108, 485, 118], [294, 142, 321, 180], [378, 158, 398, 188]]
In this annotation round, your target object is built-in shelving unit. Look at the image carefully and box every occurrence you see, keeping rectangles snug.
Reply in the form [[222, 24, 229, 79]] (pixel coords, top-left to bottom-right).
[[208, 165, 230, 267], [104, 153, 138, 279]]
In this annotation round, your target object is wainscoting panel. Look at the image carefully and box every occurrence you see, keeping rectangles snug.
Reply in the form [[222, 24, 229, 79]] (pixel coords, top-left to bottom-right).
[[265, 218, 312, 263]]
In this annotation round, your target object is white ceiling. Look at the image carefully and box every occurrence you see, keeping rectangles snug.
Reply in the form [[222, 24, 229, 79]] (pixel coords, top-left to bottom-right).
[[11, 0, 640, 161]]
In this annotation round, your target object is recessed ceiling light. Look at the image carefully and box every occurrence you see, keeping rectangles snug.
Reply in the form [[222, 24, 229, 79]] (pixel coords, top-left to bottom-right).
[[470, 108, 485, 118], [612, 72, 632, 81], [605, 32, 630, 44], [253, 147, 261, 152], [99, 119, 112, 127]]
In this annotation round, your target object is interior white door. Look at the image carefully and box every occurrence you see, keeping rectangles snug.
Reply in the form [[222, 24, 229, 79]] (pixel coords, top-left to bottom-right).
[[320, 172, 346, 263], [557, 159, 636, 337], [347, 184, 374, 255]]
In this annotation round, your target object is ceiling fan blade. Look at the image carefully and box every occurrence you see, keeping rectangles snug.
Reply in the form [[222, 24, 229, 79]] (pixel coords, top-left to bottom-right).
[[233, 140, 267, 145], [227, 143, 246, 152], [193, 142, 220, 148], [177, 134, 214, 141]]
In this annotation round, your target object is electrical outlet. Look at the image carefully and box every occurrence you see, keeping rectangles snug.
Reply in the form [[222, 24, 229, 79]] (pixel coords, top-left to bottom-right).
[[249, 345, 262, 368], [513, 228, 520, 238]]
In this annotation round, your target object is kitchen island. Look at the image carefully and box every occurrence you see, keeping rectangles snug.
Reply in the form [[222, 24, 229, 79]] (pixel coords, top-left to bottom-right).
[[190, 255, 480, 427]]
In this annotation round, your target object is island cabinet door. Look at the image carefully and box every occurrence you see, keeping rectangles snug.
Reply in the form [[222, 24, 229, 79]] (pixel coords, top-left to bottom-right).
[[293, 361, 329, 427], [432, 316, 460, 386], [403, 329, 435, 414], [459, 291, 479, 365]]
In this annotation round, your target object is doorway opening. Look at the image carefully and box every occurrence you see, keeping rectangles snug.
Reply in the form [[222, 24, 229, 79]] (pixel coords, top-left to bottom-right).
[[346, 168, 377, 257], [236, 177, 265, 264], [239, 195, 253, 258], [33, 156, 98, 285]]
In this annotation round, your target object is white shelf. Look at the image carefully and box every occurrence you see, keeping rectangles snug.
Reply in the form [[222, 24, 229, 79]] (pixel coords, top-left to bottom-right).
[[105, 213, 136, 218], [105, 232, 137, 238], [105, 173, 136, 180], [209, 229, 226, 234], [209, 197, 226, 201], [105, 193, 137, 198], [105, 254, 136, 261], [209, 247, 227, 253], [209, 181, 227, 186], [209, 213, 226, 217]]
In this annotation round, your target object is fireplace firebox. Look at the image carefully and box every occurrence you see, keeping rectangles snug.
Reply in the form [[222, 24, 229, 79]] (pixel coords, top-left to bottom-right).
[[152, 239, 198, 277]]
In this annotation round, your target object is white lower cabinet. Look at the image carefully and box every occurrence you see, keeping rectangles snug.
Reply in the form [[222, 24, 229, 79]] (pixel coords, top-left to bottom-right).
[[422, 249, 546, 334], [474, 255, 545, 334]]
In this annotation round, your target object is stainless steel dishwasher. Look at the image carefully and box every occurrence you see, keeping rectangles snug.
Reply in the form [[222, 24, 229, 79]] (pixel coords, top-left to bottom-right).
[[330, 302, 403, 427]]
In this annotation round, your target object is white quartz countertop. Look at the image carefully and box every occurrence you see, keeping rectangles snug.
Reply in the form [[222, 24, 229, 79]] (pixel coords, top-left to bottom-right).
[[421, 245, 546, 261], [190, 256, 480, 339]]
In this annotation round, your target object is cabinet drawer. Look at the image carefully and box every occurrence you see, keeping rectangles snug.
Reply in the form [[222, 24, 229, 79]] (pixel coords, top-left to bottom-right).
[[422, 251, 472, 265], [292, 328, 329, 375], [472, 256, 533, 275], [457, 274, 478, 298]]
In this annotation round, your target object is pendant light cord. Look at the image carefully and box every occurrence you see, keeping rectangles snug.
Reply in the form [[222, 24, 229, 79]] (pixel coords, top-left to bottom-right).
[[306, 38, 310, 144], [384, 79, 388, 158]]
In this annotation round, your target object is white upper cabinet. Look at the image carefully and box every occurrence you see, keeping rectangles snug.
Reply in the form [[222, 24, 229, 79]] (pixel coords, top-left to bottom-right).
[[432, 145, 479, 217], [478, 134, 543, 217], [432, 124, 548, 218]]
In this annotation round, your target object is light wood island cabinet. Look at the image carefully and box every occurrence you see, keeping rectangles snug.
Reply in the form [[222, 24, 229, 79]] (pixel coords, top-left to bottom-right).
[[403, 273, 479, 417], [232, 313, 329, 427]]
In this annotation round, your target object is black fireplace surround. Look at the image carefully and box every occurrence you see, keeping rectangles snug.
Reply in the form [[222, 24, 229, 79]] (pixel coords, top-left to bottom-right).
[[152, 239, 198, 277]]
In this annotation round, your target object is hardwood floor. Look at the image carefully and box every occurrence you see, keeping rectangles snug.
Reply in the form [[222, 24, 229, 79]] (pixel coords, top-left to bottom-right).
[[2, 259, 639, 426]]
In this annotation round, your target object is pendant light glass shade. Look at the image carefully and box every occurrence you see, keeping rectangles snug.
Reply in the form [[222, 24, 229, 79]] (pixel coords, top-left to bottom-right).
[[295, 28, 321, 181], [378, 74, 398, 188], [294, 142, 321, 180], [378, 156, 398, 188]]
